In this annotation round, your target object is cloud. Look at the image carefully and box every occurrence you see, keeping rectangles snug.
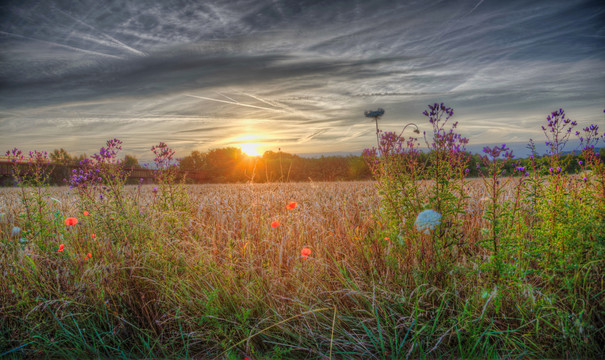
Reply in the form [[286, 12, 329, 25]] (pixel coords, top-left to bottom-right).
[[0, 0, 603, 159]]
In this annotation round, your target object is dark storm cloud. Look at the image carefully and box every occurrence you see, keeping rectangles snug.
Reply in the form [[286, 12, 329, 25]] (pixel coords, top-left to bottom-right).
[[0, 0, 604, 158]]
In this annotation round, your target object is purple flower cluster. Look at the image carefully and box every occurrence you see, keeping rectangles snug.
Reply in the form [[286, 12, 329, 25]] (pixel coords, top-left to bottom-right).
[[482, 144, 513, 160], [541, 108, 577, 156], [28, 150, 48, 164], [69, 139, 123, 191], [423, 103, 469, 154], [423, 102, 454, 124], [92, 138, 123, 164], [70, 158, 101, 190], [576, 124, 602, 151], [5, 148, 23, 163], [151, 142, 177, 170], [362, 130, 421, 177]]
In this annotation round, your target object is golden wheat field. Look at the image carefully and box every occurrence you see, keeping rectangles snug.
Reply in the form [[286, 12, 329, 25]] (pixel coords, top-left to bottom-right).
[[1, 178, 603, 359]]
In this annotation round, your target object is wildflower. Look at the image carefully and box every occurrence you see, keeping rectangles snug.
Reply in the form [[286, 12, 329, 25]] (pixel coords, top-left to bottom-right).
[[414, 209, 441, 234], [385, 237, 389, 241], [583, 177, 588, 182], [64, 217, 78, 226], [271, 220, 280, 228], [364, 108, 385, 118], [58, 244, 65, 252], [83, 211, 89, 216], [301, 248, 311, 259], [12, 226, 21, 236], [87, 253, 92, 258], [91, 233, 96, 239], [286, 201, 297, 210]]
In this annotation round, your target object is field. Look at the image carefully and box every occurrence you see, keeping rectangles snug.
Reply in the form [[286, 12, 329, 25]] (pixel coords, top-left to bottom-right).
[[1, 177, 604, 359]]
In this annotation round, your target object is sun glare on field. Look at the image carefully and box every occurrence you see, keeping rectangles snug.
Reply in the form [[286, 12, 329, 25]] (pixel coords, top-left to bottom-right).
[[241, 143, 261, 156]]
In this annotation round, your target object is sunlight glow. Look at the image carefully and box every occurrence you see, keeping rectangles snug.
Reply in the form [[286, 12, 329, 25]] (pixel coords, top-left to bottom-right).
[[240, 143, 261, 156]]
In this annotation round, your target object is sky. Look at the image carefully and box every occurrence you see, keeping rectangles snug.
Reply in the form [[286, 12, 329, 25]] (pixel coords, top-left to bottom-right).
[[1, 0, 604, 160]]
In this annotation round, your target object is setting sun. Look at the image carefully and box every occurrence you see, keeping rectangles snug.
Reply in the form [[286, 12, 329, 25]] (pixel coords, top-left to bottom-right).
[[241, 143, 261, 156]]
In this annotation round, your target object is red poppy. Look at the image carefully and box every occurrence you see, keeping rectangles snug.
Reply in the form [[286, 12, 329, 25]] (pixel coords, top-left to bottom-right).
[[64, 217, 78, 226], [91, 233, 96, 239], [58, 244, 64, 252], [286, 201, 297, 210], [271, 220, 280, 228], [385, 237, 389, 241], [83, 211, 89, 216], [87, 253, 92, 258], [301, 248, 311, 259]]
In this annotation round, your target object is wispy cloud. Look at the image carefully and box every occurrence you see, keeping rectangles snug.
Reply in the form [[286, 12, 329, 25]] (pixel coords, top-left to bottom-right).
[[1, 0, 603, 158]]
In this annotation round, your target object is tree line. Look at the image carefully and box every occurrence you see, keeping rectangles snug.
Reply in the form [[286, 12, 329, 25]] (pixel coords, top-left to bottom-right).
[[179, 147, 372, 183], [4, 146, 602, 186]]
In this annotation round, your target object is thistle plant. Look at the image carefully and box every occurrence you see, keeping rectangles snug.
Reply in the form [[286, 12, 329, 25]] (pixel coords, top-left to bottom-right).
[[525, 109, 603, 272], [4, 148, 57, 247], [69, 139, 142, 244], [363, 103, 470, 271], [420, 103, 470, 269], [362, 108, 424, 252], [151, 142, 189, 219], [478, 144, 515, 278], [577, 123, 604, 203]]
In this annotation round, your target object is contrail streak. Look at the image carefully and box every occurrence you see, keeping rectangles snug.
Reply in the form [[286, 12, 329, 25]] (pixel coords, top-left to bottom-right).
[[239, 92, 285, 109], [215, 91, 239, 103], [185, 94, 286, 112], [53, 7, 146, 56], [468, 0, 485, 15], [0, 31, 123, 59]]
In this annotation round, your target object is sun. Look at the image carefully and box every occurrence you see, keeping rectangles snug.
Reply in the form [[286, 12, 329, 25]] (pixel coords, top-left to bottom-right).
[[240, 143, 261, 156]]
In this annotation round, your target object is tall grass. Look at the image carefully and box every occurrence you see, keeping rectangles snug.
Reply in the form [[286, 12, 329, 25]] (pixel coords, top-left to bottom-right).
[[1, 107, 604, 359]]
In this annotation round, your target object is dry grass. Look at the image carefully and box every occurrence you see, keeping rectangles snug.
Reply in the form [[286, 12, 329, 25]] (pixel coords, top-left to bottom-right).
[[1, 180, 603, 359]]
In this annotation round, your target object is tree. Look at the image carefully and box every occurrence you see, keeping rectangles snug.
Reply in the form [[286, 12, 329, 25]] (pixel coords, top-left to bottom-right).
[[206, 147, 246, 182], [180, 151, 207, 171], [49, 148, 73, 165], [123, 154, 140, 168]]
